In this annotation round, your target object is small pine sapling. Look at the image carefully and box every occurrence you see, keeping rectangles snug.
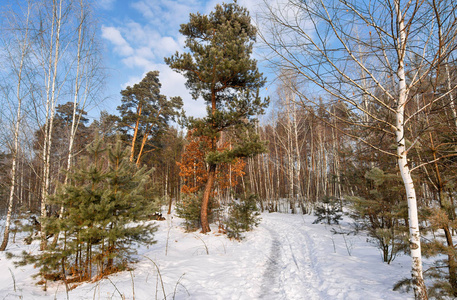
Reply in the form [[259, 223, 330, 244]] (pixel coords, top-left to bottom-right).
[[175, 193, 217, 232], [226, 194, 261, 240], [347, 167, 408, 264], [421, 207, 457, 297], [313, 196, 342, 225], [9, 137, 158, 286]]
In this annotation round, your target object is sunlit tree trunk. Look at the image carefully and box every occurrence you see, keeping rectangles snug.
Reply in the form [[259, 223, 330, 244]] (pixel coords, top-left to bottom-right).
[[395, 2, 426, 297], [40, 0, 64, 251]]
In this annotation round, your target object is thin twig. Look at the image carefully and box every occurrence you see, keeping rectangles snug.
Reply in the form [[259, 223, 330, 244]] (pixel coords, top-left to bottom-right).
[[172, 273, 187, 300], [194, 234, 209, 255], [107, 277, 124, 299], [144, 256, 167, 300], [130, 270, 135, 300], [166, 226, 172, 256], [8, 268, 16, 293]]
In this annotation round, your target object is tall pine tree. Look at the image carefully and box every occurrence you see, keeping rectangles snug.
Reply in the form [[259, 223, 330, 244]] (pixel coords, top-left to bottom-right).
[[165, 2, 268, 233], [117, 71, 183, 167]]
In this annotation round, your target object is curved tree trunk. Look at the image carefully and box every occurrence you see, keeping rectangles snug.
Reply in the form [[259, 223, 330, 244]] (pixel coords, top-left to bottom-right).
[[130, 103, 142, 162], [52, 0, 90, 247], [200, 87, 218, 233], [201, 164, 216, 233]]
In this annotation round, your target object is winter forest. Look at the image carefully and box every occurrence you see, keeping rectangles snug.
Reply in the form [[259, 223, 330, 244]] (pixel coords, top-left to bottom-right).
[[1, 0, 457, 299]]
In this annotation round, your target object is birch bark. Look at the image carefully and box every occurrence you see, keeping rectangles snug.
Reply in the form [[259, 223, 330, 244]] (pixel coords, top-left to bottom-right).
[[394, 2, 427, 298]]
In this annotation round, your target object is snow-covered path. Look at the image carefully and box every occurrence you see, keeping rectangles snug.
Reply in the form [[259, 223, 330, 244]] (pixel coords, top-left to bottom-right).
[[252, 214, 411, 300], [0, 212, 414, 299], [259, 218, 323, 299]]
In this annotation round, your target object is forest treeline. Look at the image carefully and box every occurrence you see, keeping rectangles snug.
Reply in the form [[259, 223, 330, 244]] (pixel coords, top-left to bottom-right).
[[1, 0, 457, 299]]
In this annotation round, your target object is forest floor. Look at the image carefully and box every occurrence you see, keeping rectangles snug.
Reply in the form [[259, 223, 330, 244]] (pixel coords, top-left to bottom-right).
[[0, 211, 417, 299]]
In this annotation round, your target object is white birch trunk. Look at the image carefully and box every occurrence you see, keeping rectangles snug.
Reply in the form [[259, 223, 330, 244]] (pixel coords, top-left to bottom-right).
[[286, 99, 295, 211], [292, 101, 302, 198], [395, 2, 427, 298], [53, 1, 89, 246], [40, 0, 63, 251], [0, 75, 22, 251], [444, 61, 457, 129]]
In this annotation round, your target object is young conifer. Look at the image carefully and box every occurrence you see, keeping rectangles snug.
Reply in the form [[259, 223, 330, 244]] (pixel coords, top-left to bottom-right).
[[16, 137, 157, 284]]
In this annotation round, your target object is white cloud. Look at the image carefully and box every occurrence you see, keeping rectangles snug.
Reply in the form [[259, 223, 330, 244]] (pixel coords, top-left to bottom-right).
[[122, 75, 143, 89], [136, 47, 156, 60], [121, 56, 154, 70], [159, 37, 180, 55], [124, 21, 153, 43], [108, 20, 182, 65], [130, 0, 212, 38], [101, 26, 134, 56], [97, 0, 116, 10], [158, 66, 207, 118]]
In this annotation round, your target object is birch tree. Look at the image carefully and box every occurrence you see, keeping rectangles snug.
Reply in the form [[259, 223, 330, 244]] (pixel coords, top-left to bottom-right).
[[261, 0, 457, 298], [0, 0, 33, 251], [26, 0, 104, 250], [34, 0, 68, 250]]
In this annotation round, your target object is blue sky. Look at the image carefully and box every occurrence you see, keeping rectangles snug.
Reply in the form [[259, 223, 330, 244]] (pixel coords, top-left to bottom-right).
[[95, 0, 272, 119]]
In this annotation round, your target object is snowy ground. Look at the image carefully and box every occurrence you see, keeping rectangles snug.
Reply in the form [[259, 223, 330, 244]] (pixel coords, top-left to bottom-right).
[[0, 212, 415, 299]]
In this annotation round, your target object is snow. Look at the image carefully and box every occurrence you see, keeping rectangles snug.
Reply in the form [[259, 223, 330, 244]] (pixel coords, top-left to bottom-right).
[[0, 212, 414, 299]]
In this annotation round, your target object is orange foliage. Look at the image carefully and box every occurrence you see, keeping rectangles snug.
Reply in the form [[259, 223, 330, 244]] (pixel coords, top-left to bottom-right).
[[177, 131, 245, 195]]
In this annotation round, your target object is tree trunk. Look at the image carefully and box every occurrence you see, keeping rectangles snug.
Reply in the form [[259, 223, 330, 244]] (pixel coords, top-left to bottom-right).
[[53, 2, 88, 246], [40, 0, 64, 251], [200, 87, 218, 233], [395, 3, 427, 298], [0, 152, 18, 251], [136, 130, 149, 167], [443, 225, 457, 295], [201, 164, 216, 233], [130, 103, 142, 162]]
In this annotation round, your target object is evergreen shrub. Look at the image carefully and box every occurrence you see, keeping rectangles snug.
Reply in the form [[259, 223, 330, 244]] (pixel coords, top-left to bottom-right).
[[10, 138, 158, 286], [175, 193, 217, 231], [226, 194, 261, 240], [313, 196, 342, 225]]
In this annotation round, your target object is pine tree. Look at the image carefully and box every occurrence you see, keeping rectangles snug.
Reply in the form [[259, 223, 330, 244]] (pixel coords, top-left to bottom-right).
[[117, 71, 183, 166], [347, 167, 409, 264], [226, 194, 261, 240], [176, 131, 246, 231], [16, 138, 157, 285], [165, 2, 268, 233]]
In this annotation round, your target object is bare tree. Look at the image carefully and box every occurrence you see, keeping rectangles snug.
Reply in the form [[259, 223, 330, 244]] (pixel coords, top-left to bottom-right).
[[0, 0, 33, 251], [19, 0, 103, 250], [35, 0, 66, 250], [51, 0, 104, 246], [261, 0, 457, 298], [272, 73, 309, 212]]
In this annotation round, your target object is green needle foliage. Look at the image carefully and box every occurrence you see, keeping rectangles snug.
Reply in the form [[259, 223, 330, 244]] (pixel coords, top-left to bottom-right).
[[226, 194, 261, 240], [117, 71, 183, 165], [14, 137, 158, 285], [347, 167, 408, 264]]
